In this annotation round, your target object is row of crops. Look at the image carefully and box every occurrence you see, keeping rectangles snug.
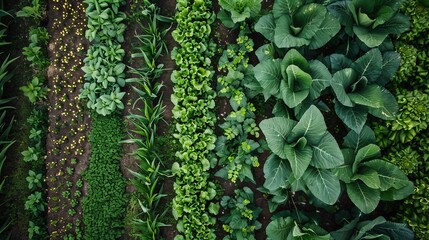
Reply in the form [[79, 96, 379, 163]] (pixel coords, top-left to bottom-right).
[[0, 0, 428, 239]]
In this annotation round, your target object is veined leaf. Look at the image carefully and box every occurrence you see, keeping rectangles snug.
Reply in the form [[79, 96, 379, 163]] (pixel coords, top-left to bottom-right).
[[343, 126, 375, 153], [303, 167, 341, 205], [309, 12, 341, 49], [273, 0, 305, 18], [263, 154, 291, 191], [331, 68, 357, 107], [311, 133, 344, 169], [254, 59, 283, 98], [351, 48, 382, 83], [260, 117, 297, 159], [334, 100, 368, 134], [351, 167, 380, 189], [353, 144, 381, 172], [285, 144, 313, 180], [362, 160, 410, 191], [255, 14, 275, 42], [266, 217, 294, 240], [346, 181, 380, 214], [274, 15, 310, 48], [291, 105, 327, 145]]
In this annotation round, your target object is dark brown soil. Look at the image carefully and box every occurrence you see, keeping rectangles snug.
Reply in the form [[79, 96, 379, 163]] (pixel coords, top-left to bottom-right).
[[44, 0, 90, 238]]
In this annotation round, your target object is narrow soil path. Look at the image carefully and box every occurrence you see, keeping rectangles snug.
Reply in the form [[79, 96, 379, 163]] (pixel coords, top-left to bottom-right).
[[45, 0, 90, 237]]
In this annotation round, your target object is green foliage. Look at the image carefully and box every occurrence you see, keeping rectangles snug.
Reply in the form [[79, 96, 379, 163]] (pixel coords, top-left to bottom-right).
[[384, 146, 420, 175], [80, 0, 127, 115], [332, 216, 414, 240], [19, 76, 49, 103], [24, 191, 45, 216], [82, 114, 127, 239], [26, 170, 42, 190], [255, 0, 340, 49], [170, 0, 218, 239], [398, 0, 429, 45], [218, 0, 261, 27], [328, 0, 410, 48], [220, 187, 262, 240], [22, 27, 49, 70], [398, 177, 429, 239], [16, 0, 42, 21], [266, 217, 330, 239]]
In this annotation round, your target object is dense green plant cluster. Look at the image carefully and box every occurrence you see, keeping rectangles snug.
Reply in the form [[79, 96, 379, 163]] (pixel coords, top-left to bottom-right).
[[215, 30, 263, 184], [243, 0, 414, 237], [82, 113, 127, 239], [80, 0, 127, 115], [220, 187, 262, 240], [170, 0, 219, 239], [123, 0, 172, 239]]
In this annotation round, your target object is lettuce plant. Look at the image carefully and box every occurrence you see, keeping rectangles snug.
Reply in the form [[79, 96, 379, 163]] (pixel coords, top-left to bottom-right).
[[260, 105, 344, 205], [218, 0, 261, 27], [328, 0, 410, 48], [255, 0, 340, 49]]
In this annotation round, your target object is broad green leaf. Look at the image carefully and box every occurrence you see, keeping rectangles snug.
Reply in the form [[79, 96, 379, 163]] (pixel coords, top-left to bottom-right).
[[286, 65, 312, 91], [275, 15, 310, 48], [255, 14, 275, 42], [291, 105, 327, 145], [371, 221, 415, 240], [367, 86, 398, 120], [373, 6, 394, 28], [308, 60, 331, 99], [362, 160, 409, 191], [309, 12, 341, 49], [255, 44, 275, 62], [380, 180, 414, 201], [343, 126, 375, 153], [351, 167, 380, 189], [329, 54, 353, 73], [331, 218, 359, 240], [230, 215, 248, 229], [351, 48, 383, 83], [303, 168, 341, 205], [334, 100, 368, 134], [346, 181, 380, 214], [349, 85, 398, 120], [266, 217, 294, 240], [273, 0, 305, 18], [331, 68, 357, 107], [263, 154, 291, 191], [353, 25, 389, 48], [294, 4, 326, 39], [285, 144, 313, 179], [282, 49, 310, 76], [333, 164, 353, 183], [377, 51, 401, 86], [260, 117, 297, 159], [254, 59, 283, 98], [218, 10, 236, 28], [377, 13, 410, 35], [280, 78, 310, 108], [311, 133, 344, 169], [354, 216, 387, 240], [353, 144, 381, 172]]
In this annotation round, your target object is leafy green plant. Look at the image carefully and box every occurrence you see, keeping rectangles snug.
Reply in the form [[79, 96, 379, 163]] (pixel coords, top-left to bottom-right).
[[16, 0, 42, 21], [261, 105, 344, 205], [82, 113, 127, 239], [25, 191, 45, 216], [254, 48, 331, 108], [218, 0, 261, 27], [19, 76, 49, 103], [329, 48, 400, 133], [266, 217, 330, 239], [26, 170, 42, 190], [328, 0, 410, 48], [28, 221, 41, 239], [21, 146, 41, 162], [332, 216, 414, 239], [255, 0, 340, 49], [220, 187, 261, 240]]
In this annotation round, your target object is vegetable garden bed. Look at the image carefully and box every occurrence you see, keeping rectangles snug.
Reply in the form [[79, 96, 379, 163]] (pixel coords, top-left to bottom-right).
[[0, 0, 428, 239]]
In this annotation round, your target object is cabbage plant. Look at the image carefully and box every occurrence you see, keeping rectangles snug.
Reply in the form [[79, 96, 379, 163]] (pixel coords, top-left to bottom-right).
[[255, 0, 340, 49], [328, 0, 409, 48]]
